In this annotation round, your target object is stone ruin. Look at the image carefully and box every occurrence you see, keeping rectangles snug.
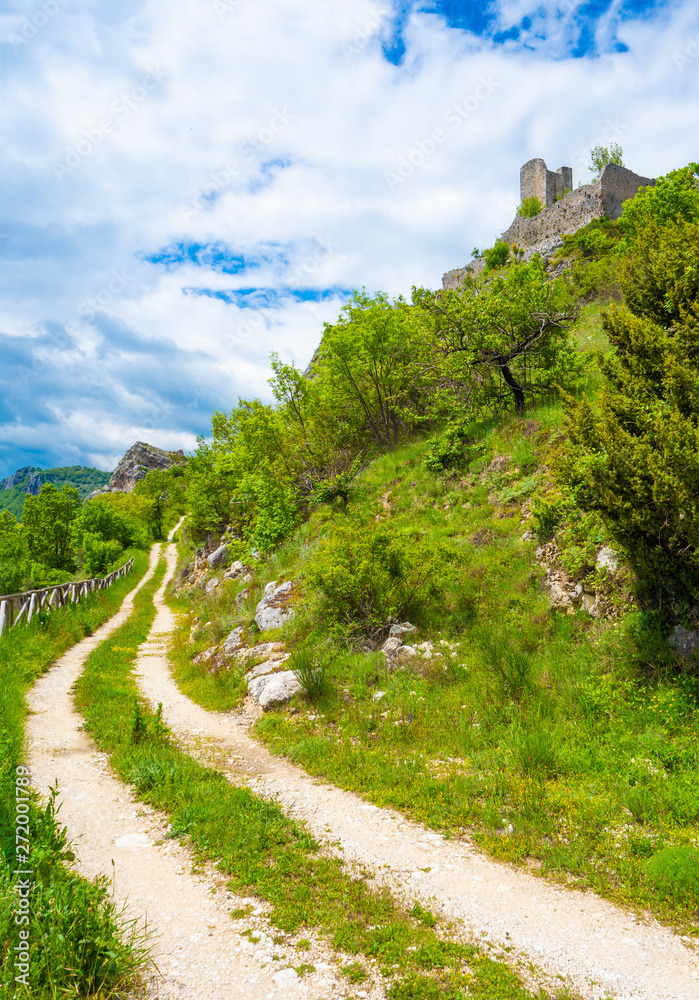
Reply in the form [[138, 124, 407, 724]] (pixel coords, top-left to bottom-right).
[[442, 157, 656, 290]]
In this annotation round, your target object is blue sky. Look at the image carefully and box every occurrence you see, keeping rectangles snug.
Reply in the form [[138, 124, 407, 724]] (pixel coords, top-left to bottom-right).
[[0, 0, 698, 475]]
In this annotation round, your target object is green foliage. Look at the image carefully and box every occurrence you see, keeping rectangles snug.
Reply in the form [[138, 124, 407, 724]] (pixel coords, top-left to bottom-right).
[[306, 522, 431, 643], [133, 467, 186, 538], [0, 465, 111, 520], [414, 259, 583, 416], [482, 240, 510, 270], [290, 645, 332, 702], [558, 216, 699, 595], [589, 142, 624, 180], [621, 161, 699, 237], [516, 196, 544, 218], [644, 845, 699, 903], [22, 483, 79, 570]]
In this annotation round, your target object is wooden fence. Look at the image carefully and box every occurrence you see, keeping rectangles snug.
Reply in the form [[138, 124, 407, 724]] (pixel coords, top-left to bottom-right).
[[0, 557, 135, 638]]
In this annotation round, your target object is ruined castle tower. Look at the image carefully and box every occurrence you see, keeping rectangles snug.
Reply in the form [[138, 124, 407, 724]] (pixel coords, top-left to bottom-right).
[[520, 158, 573, 207]]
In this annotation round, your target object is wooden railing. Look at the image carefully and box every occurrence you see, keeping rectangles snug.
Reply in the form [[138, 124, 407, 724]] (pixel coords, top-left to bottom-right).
[[0, 557, 135, 638]]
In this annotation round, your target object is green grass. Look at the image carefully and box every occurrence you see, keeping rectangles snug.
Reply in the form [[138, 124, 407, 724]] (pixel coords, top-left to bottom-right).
[[76, 558, 570, 999], [0, 548, 151, 999], [168, 399, 699, 937]]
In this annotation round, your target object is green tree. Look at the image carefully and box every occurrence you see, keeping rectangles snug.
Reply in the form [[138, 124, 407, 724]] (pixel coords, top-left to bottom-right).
[[0, 510, 28, 594], [516, 196, 544, 218], [21, 484, 79, 570], [558, 217, 699, 593], [133, 468, 185, 539], [589, 143, 624, 181], [621, 161, 699, 238], [316, 290, 434, 448], [414, 259, 581, 416]]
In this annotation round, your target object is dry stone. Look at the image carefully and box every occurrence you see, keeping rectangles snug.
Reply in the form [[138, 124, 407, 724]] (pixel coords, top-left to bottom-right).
[[254, 581, 294, 631], [207, 544, 229, 568], [222, 627, 245, 656], [248, 670, 300, 710]]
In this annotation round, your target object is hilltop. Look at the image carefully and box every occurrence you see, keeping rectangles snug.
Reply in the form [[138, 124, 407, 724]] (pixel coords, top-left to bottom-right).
[[0, 465, 112, 519]]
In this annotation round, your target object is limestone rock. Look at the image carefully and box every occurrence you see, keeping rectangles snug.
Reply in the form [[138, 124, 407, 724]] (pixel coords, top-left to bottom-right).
[[224, 560, 250, 581], [109, 441, 184, 493], [596, 546, 619, 574], [234, 588, 250, 606], [668, 625, 699, 660], [205, 577, 220, 594], [207, 544, 229, 568], [244, 655, 290, 682], [254, 581, 294, 631], [389, 621, 417, 638], [222, 627, 245, 656], [193, 645, 218, 666], [238, 642, 286, 664], [272, 968, 299, 988], [397, 645, 417, 661], [248, 670, 300, 710]]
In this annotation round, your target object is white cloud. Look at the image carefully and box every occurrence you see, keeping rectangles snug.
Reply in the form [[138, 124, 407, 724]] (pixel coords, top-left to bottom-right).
[[0, 0, 697, 474]]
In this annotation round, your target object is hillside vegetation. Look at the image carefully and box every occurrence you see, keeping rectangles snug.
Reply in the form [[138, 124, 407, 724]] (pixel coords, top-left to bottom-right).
[[171, 160, 699, 931], [0, 466, 111, 520]]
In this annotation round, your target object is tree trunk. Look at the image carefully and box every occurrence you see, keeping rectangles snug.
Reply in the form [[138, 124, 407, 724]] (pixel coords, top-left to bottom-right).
[[500, 361, 525, 415]]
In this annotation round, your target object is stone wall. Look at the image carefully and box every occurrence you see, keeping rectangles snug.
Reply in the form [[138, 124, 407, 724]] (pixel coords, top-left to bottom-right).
[[520, 158, 573, 208], [441, 161, 655, 291], [503, 163, 654, 248]]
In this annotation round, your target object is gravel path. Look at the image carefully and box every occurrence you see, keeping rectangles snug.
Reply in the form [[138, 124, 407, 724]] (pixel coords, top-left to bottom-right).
[[131, 546, 699, 1000], [26, 534, 358, 1000]]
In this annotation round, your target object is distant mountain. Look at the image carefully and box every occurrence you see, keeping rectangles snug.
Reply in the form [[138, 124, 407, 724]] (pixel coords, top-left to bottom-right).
[[0, 465, 113, 519]]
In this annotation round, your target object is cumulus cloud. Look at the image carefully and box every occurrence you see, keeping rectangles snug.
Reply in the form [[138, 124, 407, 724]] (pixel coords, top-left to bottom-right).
[[0, 0, 696, 475]]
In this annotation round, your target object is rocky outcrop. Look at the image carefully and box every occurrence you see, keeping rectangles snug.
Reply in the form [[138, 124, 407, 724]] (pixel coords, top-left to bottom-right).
[[254, 581, 295, 631], [109, 441, 184, 493], [0, 467, 39, 491]]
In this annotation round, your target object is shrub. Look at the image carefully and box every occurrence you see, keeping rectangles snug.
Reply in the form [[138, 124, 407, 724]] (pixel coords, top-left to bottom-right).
[[305, 523, 431, 644], [516, 196, 544, 218], [483, 240, 510, 271], [477, 631, 533, 702], [291, 646, 332, 702], [644, 845, 699, 902]]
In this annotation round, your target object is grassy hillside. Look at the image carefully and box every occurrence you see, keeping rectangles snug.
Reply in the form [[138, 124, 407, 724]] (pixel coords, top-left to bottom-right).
[[171, 374, 699, 933], [168, 160, 699, 934], [0, 466, 112, 519]]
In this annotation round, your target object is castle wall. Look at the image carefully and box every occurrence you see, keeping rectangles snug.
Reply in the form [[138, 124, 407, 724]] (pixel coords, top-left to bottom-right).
[[441, 160, 656, 291], [503, 163, 655, 248]]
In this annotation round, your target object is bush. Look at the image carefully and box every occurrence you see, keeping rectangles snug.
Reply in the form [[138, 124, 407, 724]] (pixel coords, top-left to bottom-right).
[[483, 240, 510, 271], [516, 196, 543, 218], [644, 845, 699, 902], [305, 523, 431, 644]]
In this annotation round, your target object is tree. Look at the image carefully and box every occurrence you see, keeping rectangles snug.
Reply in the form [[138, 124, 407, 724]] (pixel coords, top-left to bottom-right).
[[589, 143, 624, 181], [316, 290, 435, 448], [620, 161, 699, 238], [414, 259, 581, 416], [516, 196, 544, 218], [0, 510, 28, 594], [22, 483, 79, 570], [558, 217, 699, 594], [134, 468, 185, 539]]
